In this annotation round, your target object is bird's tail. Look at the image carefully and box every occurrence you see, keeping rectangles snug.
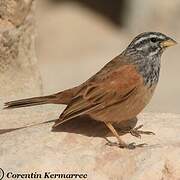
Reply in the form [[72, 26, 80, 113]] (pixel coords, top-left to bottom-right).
[[4, 95, 58, 109], [4, 86, 81, 109]]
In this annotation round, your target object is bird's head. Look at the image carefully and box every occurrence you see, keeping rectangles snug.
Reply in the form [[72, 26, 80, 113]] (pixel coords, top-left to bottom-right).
[[127, 32, 177, 57]]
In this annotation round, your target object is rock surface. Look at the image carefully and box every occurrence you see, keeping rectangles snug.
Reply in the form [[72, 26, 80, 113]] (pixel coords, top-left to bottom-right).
[[0, 112, 180, 180], [0, 0, 42, 103]]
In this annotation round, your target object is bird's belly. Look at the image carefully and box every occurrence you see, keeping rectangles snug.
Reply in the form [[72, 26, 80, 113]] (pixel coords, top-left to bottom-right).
[[90, 85, 156, 123]]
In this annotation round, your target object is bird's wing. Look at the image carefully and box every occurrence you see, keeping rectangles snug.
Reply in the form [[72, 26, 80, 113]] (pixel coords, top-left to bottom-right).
[[53, 64, 143, 128]]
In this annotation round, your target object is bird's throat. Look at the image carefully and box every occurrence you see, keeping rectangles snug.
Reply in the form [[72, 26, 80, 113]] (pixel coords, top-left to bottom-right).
[[137, 57, 161, 88]]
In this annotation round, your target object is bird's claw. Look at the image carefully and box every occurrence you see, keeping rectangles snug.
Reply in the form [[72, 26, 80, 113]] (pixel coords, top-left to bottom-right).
[[130, 124, 155, 139], [124, 142, 147, 149]]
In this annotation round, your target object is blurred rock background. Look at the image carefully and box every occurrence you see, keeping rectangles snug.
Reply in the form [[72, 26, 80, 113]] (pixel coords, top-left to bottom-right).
[[36, 0, 180, 113]]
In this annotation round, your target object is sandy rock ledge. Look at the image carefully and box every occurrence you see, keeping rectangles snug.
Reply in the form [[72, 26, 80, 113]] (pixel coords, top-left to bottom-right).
[[0, 112, 180, 180]]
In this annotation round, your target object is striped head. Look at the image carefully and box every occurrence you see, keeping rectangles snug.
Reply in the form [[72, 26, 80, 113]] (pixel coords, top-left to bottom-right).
[[127, 32, 177, 57]]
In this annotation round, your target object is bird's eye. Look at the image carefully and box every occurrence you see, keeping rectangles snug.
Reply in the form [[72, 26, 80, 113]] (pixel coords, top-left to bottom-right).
[[150, 37, 157, 43]]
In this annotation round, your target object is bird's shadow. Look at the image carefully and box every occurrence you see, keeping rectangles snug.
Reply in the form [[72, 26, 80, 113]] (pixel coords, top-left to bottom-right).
[[52, 115, 109, 138]]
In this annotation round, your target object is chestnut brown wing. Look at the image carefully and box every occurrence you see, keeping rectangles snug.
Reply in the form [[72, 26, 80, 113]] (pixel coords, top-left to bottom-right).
[[53, 65, 143, 128]]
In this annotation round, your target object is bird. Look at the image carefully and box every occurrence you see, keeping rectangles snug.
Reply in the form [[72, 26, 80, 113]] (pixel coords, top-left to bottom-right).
[[4, 32, 177, 149]]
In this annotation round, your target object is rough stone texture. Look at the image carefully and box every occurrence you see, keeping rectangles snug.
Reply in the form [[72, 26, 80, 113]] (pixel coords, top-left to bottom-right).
[[0, 0, 33, 27], [0, 0, 42, 104], [0, 112, 180, 180]]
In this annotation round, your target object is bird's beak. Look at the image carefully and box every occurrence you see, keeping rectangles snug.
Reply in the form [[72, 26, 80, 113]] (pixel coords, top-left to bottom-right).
[[160, 38, 177, 48]]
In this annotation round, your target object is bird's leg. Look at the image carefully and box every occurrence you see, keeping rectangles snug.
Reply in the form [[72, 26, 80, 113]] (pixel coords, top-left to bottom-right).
[[130, 124, 155, 138], [105, 122, 127, 147], [104, 122, 146, 149]]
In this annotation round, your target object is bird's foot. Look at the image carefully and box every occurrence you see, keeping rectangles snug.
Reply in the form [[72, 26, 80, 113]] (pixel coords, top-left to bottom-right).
[[130, 124, 155, 139], [123, 142, 147, 149], [105, 139, 147, 149]]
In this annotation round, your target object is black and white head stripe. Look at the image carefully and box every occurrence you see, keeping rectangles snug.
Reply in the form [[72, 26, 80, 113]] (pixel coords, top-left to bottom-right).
[[129, 32, 168, 49], [132, 32, 167, 45]]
